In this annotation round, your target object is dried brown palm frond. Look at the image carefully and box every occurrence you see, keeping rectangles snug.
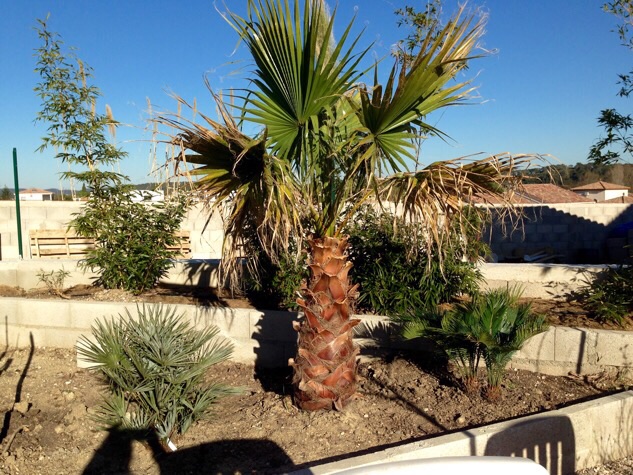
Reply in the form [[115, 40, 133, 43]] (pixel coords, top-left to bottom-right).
[[378, 152, 543, 259], [154, 87, 304, 287]]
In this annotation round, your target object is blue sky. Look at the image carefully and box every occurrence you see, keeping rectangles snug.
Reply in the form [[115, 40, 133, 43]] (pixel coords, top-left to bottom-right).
[[0, 0, 630, 189]]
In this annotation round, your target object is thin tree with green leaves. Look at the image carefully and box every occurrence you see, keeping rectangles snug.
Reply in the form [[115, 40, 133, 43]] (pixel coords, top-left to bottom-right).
[[589, 0, 633, 164], [157, 0, 539, 411], [34, 18, 189, 294]]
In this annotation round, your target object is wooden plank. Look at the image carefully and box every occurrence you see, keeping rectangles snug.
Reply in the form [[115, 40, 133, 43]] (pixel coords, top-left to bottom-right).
[[28, 229, 191, 259], [29, 237, 95, 245]]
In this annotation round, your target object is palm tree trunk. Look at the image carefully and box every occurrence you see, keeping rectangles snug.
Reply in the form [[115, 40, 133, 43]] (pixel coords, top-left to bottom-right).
[[291, 236, 361, 411]]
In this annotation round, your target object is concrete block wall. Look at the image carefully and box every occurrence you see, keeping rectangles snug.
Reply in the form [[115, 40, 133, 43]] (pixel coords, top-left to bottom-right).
[[0, 259, 605, 300], [485, 202, 633, 264], [479, 263, 606, 300], [0, 201, 224, 260], [3, 295, 633, 377], [511, 326, 633, 376]]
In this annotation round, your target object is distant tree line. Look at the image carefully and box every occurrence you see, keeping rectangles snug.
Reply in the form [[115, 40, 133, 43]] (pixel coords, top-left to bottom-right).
[[1, 186, 13, 200], [522, 162, 633, 189]]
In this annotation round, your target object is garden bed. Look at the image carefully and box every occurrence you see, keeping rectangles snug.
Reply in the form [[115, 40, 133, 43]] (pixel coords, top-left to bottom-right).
[[1, 282, 633, 472], [0, 346, 625, 474]]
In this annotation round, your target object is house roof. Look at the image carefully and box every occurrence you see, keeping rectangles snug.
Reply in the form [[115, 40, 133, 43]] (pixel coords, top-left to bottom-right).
[[521, 184, 593, 203], [571, 180, 630, 191], [603, 195, 633, 203], [472, 183, 593, 205], [19, 188, 53, 194]]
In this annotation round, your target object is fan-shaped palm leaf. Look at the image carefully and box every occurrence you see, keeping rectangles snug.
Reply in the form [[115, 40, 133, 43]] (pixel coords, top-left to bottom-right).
[[226, 0, 369, 163]]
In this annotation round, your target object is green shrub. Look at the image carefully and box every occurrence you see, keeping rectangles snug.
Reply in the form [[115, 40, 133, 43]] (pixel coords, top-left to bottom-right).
[[34, 20, 189, 295], [37, 267, 71, 297], [346, 206, 484, 317], [403, 286, 547, 400], [245, 249, 308, 310], [73, 190, 188, 294], [580, 264, 633, 325], [77, 305, 239, 446], [243, 205, 485, 313]]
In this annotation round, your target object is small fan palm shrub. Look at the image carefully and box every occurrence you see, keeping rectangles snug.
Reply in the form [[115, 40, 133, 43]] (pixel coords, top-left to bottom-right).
[[403, 286, 547, 400], [77, 305, 239, 448]]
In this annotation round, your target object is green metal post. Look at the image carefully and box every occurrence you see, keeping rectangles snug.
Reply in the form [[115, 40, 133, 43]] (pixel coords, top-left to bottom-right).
[[12, 148, 23, 259]]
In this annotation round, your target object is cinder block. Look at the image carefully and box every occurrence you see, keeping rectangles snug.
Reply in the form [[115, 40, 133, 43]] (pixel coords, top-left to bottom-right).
[[70, 302, 136, 330], [591, 329, 633, 367], [253, 340, 288, 367], [192, 306, 252, 338], [21, 207, 47, 220], [251, 310, 297, 342], [19, 300, 72, 328], [0, 264, 18, 285], [523, 224, 536, 235], [0, 298, 19, 324], [35, 328, 85, 348], [45, 206, 78, 222], [228, 337, 257, 365], [553, 327, 597, 371], [515, 329, 555, 362]]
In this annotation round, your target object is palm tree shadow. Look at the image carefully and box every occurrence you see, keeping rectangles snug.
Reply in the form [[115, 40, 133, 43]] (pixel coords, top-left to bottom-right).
[[82, 429, 295, 474], [0, 332, 34, 444]]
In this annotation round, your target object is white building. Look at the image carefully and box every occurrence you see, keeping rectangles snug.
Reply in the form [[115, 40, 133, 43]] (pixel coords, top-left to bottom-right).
[[19, 188, 54, 201], [571, 181, 629, 202]]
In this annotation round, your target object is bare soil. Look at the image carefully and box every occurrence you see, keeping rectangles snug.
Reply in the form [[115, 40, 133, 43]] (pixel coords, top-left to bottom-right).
[[0, 283, 631, 474]]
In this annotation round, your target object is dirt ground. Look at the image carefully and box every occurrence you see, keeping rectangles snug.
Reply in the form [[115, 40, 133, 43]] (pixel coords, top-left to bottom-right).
[[0, 283, 631, 474]]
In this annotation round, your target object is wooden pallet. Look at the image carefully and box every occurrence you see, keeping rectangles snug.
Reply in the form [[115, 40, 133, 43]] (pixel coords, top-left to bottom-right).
[[29, 229, 191, 259]]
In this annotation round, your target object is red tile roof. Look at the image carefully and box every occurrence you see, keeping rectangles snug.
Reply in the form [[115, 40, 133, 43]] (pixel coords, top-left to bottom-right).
[[603, 195, 633, 203], [472, 183, 593, 205], [522, 184, 593, 203], [19, 188, 53, 194], [571, 180, 630, 191]]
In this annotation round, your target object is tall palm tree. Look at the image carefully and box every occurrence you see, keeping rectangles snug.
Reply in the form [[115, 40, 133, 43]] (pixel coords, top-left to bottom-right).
[[157, 0, 536, 411]]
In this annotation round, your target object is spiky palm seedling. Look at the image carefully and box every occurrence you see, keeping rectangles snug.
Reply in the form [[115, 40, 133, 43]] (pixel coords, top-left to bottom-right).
[[480, 296, 547, 401], [403, 286, 547, 399], [77, 305, 239, 447]]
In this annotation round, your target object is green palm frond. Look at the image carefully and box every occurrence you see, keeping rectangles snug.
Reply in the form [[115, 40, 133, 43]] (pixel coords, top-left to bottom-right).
[[226, 0, 369, 161], [156, 0, 546, 293], [346, 6, 486, 172]]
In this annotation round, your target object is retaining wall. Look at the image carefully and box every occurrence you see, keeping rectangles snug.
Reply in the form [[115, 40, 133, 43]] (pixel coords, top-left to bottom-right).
[[295, 391, 633, 474], [2, 298, 633, 377], [485, 202, 633, 263], [0, 259, 609, 300]]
